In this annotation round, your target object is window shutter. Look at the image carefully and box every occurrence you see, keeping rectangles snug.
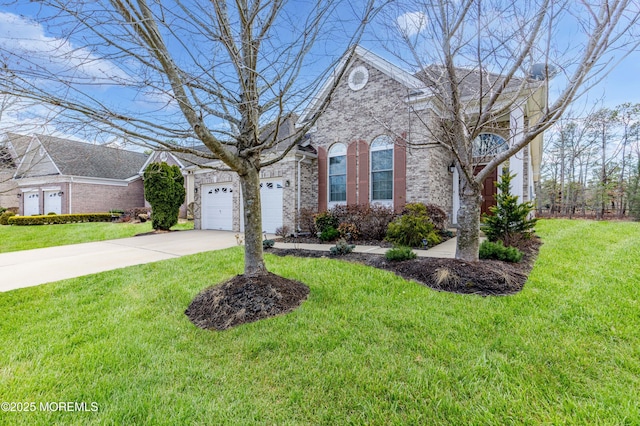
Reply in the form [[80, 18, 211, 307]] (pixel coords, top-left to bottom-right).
[[393, 136, 407, 212], [318, 146, 327, 212]]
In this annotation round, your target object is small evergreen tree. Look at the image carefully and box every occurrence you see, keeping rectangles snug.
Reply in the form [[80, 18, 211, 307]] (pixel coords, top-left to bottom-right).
[[143, 162, 185, 231], [481, 167, 536, 246]]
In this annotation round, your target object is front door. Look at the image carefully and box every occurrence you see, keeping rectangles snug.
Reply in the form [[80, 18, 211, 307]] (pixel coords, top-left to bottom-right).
[[475, 165, 498, 215]]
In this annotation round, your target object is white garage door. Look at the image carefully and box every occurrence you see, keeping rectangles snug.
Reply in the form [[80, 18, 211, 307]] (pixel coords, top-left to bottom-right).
[[260, 181, 283, 233], [201, 184, 233, 230], [241, 180, 283, 234], [24, 192, 40, 216], [44, 191, 62, 215]]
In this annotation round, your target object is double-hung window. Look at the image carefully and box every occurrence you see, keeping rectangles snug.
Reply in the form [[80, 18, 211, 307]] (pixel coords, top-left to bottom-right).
[[370, 136, 393, 203], [328, 143, 347, 203]]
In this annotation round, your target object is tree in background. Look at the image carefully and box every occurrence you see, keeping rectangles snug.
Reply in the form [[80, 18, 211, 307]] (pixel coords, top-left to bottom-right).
[[539, 103, 640, 219], [627, 157, 640, 221], [143, 162, 185, 231]]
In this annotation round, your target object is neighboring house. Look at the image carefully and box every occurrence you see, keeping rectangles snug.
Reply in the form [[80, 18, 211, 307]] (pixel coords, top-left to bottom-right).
[[0, 134, 23, 209], [190, 46, 543, 233], [4, 133, 148, 216]]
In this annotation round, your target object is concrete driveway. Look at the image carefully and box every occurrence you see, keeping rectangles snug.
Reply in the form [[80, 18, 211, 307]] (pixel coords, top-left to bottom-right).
[[0, 230, 240, 292]]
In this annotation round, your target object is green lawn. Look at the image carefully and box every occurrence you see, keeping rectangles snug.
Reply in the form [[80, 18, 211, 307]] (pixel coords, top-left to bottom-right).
[[0, 221, 194, 253], [0, 219, 639, 425]]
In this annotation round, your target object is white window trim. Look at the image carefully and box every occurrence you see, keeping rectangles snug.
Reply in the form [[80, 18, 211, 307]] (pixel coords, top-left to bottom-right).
[[328, 143, 347, 206], [472, 133, 508, 157], [370, 136, 394, 206], [348, 66, 369, 91]]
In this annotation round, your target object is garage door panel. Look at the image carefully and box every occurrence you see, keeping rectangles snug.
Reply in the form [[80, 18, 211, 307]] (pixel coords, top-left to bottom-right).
[[24, 192, 40, 216], [44, 191, 62, 215], [201, 184, 233, 230], [260, 181, 283, 234], [239, 180, 283, 234]]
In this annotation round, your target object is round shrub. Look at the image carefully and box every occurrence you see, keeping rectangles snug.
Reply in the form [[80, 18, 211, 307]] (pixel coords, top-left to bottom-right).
[[385, 246, 417, 261], [319, 226, 340, 242], [314, 211, 338, 234], [329, 239, 355, 256], [0, 211, 16, 225], [262, 239, 275, 249], [423, 204, 448, 231], [385, 203, 442, 248], [337, 222, 359, 240], [479, 240, 523, 263]]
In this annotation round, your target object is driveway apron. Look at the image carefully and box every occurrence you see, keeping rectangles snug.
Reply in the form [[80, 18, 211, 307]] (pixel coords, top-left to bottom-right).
[[0, 230, 239, 292]]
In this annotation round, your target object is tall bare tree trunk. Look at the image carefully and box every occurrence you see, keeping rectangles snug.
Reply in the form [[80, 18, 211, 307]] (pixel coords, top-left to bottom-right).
[[239, 165, 266, 277], [456, 181, 483, 262]]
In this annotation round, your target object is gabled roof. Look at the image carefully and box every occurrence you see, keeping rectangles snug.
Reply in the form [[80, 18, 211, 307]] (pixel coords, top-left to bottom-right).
[[9, 133, 149, 180], [414, 65, 532, 100], [2, 133, 31, 161], [153, 115, 314, 170], [299, 46, 428, 124]]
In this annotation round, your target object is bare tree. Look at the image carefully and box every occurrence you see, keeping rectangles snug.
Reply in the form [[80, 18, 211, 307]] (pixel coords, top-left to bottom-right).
[[614, 102, 640, 217], [384, 0, 640, 261], [0, 0, 377, 276]]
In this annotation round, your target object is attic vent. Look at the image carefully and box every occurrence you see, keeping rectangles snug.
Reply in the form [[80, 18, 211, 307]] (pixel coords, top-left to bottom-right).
[[348, 66, 369, 91]]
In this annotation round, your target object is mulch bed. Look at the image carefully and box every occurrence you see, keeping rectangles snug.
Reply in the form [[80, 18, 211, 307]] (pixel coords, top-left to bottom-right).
[[185, 272, 309, 330], [269, 237, 542, 296], [185, 237, 541, 330]]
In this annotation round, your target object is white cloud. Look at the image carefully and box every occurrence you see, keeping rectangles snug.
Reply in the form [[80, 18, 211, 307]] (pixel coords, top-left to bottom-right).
[[0, 12, 130, 83], [396, 11, 428, 38]]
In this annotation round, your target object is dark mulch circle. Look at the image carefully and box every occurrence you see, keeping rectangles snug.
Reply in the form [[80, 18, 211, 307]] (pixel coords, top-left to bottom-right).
[[185, 272, 310, 330], [270, 237, 541, 296], [186, 238, 540, 330]]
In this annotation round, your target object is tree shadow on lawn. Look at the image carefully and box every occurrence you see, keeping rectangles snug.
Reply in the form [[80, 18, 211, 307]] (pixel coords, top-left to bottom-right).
[[186, 238, 541, 331]]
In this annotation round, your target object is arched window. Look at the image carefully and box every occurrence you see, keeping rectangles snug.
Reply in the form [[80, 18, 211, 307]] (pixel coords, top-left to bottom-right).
[[328, 143, 347, 203], [472, 133, 508, 157], [370, 136, 394, 202]]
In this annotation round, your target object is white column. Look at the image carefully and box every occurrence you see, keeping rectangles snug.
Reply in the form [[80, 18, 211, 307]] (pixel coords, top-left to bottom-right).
[[509, 106, 525, 200]]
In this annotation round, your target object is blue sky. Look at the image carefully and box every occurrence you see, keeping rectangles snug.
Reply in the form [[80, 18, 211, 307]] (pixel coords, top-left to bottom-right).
[[0, 1, 639, 142]]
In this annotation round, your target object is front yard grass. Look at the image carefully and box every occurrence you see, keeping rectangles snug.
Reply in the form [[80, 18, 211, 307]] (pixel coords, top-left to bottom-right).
[[0, 219, 639, 424], [0, 221, 194, 253]]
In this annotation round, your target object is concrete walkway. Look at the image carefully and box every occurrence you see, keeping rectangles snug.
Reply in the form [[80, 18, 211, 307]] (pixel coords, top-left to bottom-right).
[[0, 230, 457, 292], [273, 237, 457, 258]]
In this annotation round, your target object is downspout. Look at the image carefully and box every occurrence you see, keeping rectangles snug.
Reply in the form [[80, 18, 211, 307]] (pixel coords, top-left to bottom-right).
[[68, 177, 73, 214], [297, 154, 307, 233]]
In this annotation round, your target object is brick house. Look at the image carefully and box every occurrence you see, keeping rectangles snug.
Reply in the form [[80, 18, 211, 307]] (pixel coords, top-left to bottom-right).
[[191, 46, 543, 233], [183, 117, 316, 233], [3, 133, 148, 216]]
